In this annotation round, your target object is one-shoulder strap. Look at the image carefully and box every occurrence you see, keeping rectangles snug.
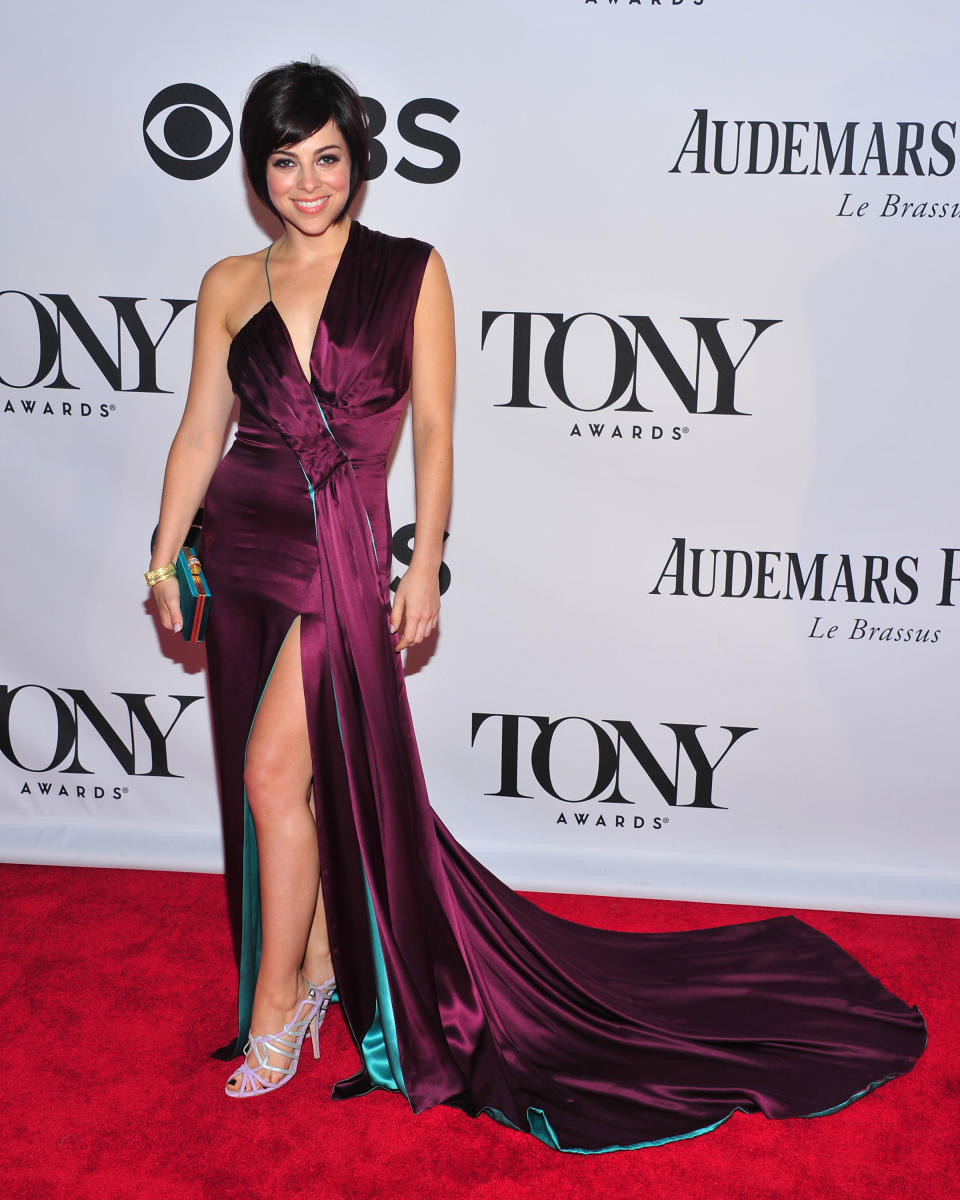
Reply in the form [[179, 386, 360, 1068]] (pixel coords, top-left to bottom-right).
[[264, 243, 274, 303]]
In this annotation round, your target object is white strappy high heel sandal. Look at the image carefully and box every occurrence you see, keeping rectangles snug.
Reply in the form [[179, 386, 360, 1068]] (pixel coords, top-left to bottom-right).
[[225, 985, 327, 1098]]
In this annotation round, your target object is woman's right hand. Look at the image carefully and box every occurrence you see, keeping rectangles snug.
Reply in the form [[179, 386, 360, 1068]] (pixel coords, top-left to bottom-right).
[[152, 575, 184, 634]]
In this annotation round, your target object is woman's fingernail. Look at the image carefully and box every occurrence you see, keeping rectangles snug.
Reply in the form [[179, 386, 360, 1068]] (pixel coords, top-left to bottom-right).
[[173, 623, 182, 632]]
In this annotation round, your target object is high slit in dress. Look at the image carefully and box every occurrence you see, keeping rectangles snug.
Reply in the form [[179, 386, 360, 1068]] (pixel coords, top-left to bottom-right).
[[202, 220, 925, 1153]]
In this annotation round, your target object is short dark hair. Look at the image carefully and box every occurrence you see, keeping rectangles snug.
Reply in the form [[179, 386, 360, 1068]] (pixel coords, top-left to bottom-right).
[[240, 60, 368, 221]]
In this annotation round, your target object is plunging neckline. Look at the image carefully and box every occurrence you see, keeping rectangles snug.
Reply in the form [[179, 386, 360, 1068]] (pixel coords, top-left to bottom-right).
[[263, 218, 357, 387]]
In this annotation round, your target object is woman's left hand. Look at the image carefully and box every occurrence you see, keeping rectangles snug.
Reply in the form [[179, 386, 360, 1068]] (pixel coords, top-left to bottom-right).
[[390, 562, 440, 652]]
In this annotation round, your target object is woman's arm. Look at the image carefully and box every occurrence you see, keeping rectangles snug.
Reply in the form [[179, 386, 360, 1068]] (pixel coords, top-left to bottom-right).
[[390, 249, 455, 652], [149, 261, 238, 633]]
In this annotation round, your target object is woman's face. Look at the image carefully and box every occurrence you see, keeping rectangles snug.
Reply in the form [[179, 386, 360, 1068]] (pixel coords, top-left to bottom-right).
[[265, 121, 352, 233]]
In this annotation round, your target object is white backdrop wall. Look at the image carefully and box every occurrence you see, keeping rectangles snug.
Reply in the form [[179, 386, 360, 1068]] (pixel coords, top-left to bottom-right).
[[2, 0, 958, 915]]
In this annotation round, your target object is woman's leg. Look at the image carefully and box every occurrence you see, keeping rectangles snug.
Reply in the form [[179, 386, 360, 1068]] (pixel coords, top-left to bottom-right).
[[226, 618, 327, 1091], [303, 788, 335, 987]]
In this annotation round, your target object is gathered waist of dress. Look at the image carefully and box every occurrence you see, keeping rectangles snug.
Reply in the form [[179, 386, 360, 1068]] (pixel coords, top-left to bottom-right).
[[232, 406, 390, 471], [232, 408, 289, 452]]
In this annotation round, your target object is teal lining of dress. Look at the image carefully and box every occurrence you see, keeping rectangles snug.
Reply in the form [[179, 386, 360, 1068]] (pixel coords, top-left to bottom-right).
[[237, 793, 260, 1044], [483, 1104, 737, 1155], [357, 873, 408, 1098]]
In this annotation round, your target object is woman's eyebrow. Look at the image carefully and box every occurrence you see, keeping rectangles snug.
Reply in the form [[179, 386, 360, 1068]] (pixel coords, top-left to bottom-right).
[[274, 143, 342, 154]]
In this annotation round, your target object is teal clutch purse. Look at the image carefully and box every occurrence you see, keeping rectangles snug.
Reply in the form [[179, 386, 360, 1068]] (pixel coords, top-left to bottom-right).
[[177, 545, 211, 642]]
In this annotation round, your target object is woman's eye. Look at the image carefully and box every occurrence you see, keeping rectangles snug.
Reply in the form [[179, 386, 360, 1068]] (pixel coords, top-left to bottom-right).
[[318, 155, 339, 166], [271, 157, 294, 169]]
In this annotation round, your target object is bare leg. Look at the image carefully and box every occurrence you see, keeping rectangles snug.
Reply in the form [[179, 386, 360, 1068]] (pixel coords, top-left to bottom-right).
[[226, 619, 328, 1092], [303, 786, 335, 987]]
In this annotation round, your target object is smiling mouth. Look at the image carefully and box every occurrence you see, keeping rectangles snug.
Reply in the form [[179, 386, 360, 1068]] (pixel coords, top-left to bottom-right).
[[292, 196, 329, 213]]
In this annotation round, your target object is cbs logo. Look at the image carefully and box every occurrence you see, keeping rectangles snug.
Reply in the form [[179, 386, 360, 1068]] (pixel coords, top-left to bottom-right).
[[143, 83, 460, 183], [143, 84, 233, 181]]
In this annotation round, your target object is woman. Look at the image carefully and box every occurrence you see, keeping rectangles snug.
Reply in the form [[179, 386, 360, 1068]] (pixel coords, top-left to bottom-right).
[[148, 60, 924, 1149], [148, 59, 451, 1096]]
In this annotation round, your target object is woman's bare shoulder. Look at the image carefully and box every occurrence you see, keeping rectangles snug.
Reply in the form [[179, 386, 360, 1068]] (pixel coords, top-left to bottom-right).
[[201, 248, 270, 293], [198, 248, 273, 335]]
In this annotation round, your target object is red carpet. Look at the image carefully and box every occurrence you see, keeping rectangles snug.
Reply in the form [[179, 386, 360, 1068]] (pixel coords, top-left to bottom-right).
[[0, 863, 954, 1199]]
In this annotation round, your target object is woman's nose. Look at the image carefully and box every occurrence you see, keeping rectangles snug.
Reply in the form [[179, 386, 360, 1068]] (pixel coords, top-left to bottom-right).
[[299, 163, 320, 190]]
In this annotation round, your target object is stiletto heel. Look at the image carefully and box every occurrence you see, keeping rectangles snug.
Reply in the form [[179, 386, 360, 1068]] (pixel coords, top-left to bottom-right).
[[225, 986, 324, 1098], [302, 975, 337, 1058], [309, 1012, 320, 1059]]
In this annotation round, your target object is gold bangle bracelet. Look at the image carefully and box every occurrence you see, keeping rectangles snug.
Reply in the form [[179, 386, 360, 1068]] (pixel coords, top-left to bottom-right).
[[145, 562, 177, 586]]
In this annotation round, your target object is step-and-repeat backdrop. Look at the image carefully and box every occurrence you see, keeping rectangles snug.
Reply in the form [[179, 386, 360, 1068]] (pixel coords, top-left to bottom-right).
[[2, 1, 958, 915]]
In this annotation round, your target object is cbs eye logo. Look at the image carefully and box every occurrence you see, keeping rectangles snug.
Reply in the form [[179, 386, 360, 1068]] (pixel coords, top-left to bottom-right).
[[143, 84, 233, 180], [143, 84, 460, 183]]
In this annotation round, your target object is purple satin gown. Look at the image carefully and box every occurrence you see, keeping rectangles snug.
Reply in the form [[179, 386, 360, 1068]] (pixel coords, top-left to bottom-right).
[[202, 221, 925, 1152]]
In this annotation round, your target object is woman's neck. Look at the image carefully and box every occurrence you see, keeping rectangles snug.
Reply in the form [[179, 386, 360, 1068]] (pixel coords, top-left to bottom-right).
[[273, 215, 352, 265]]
